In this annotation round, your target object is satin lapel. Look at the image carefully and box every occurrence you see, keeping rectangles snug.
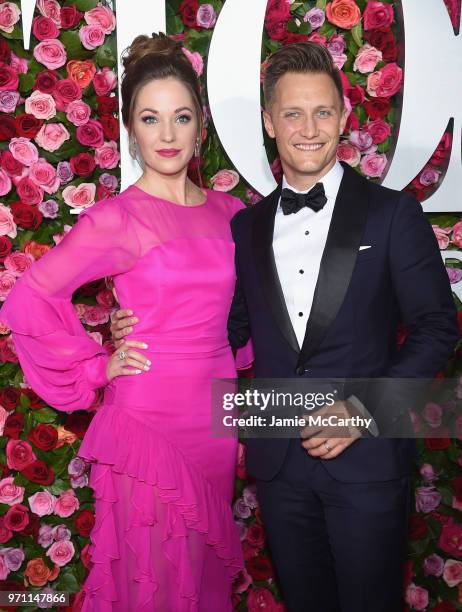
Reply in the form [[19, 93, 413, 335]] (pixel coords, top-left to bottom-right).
[[252, 185, 300, 355], [297, 165, 370, 368]]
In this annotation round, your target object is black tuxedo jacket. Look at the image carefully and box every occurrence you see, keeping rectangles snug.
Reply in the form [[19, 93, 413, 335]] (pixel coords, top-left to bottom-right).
[[228, 163, 458, 482]]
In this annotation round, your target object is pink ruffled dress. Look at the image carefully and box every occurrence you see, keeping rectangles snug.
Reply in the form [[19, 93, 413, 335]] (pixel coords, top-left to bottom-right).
[[1, 185, 251, 611]]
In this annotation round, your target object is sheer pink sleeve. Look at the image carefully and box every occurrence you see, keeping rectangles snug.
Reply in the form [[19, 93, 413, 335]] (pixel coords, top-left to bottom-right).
[[0, 198, 140, 412]]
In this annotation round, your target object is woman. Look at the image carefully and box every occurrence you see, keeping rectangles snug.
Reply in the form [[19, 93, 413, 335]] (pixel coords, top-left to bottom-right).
[[1, 33, 247, 611]]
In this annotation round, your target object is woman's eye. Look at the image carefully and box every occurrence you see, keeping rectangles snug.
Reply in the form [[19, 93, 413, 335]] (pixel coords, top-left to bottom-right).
[[142, 116, 157, 124], [176, 114, 191, 124]]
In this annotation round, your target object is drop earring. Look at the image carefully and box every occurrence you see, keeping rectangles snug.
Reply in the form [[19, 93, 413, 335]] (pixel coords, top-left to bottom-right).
[[129, 138, 138, 159]]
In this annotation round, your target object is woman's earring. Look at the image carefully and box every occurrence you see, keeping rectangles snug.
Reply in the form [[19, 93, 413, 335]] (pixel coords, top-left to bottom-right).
[[194, 138, 200, 158], [129, 139, 138, 159]]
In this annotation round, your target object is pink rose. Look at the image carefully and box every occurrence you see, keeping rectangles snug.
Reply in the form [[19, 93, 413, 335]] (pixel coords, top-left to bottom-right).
[[354, 44, 383, 74], [9, 137, 39, 167], [364, 118, 390, 144], [76, 119, 104, 148], [0, 2, 21, 34], [331, 53, 347, 70], [28, 490, 57, 517], [337, 142, 361, 167], [62, 183, 96, 211], [0, 476, 25, 506], [210, 169, 240, 192], [196, 4, 217, 28], [66, 100, 91, 127], [32, 16, 60, 41], [405, 584, 429, 611], [35, 122, 70, 152], [182, 48, 204, 77], [24, 90, 56, 120], [46, 539, 75, 566], [364, 1, 394, 30], [79, 24, 105, 50], [10, 52, 28, 74], [82, 304, 111, 326], [6, 439, 36, 470], [0, 204, 17, 239], [0, 168, 11, 196], [433, 225, 451, 249], [443, 559, 462, 587], [84, 5, 116, 34], [367, 63, 403, 98], [420, 463, 438, 484], [0, 554, 8, 580], [16, 176, 44, 206], [4, 252, 34, 277], [95, 140, 120, 169], [53, 489, 79, 518], [37, 0, 61, 25], [423, 402, 443, 428], [0, 405, 7, 435], [33, 39, 66, 70], [360, 152, 387, 178], [452, 220, 462, 248], [93, 67, 117, 96], [29, 159, 60, 194], [308, 32, 327, 45]]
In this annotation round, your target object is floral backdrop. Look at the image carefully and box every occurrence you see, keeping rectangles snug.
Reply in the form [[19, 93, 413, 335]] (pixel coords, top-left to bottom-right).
[[0, 0, 461, 610]]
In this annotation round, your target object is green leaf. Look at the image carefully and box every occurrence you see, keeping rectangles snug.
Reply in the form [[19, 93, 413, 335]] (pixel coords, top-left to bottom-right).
[[316, 0, 327, 9], [53, 567, 81, 593], [73, 0, 98, 10], [18, 72, 35, 94], [96, 43, 116, 68], [60, 30, 93, 61], [377, 136, 391, 153], [351, 22, 363, 48], [33, 407, 58, 424]]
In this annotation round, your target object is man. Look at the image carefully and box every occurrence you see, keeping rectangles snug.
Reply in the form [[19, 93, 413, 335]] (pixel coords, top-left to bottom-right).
[[111, 43, 458, 612]]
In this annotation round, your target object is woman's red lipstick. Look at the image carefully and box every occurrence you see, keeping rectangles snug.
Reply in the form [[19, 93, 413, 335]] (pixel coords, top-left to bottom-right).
[[157, 149, 181, 157]]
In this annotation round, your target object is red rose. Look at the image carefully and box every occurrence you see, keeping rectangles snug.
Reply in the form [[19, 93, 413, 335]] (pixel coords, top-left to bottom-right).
[[65, 411, 93, 439], [433, 602, 456, 612], [10, 202, 43, 230], [346, 84, 365, 106], [425, 435, 451, 451], [0, 115, 16, 141], [21, 388, 45, 410], [3, 412, 24, 439], [32, 16, 60, 41], [365, 118, 391, 144], [18, 511, 40, 538], [60, 6, 83, 29], [438, 519, 462, 558], [0, 387, 20, 410], [247, 587, 281, 612], [0, 37, 11, 64], [364, 29, 398, 62], [75, 509, 95, 537], [344, 111, 359, 133], [179, 0, 200, 30], [33, 69, 59, 94], [27, 424, 58, 451], [20, 460, 55, 485], [284, 33, 309, 44], [408, 515, 428, 540], [96, 183, 112, 201], [265, 0, 291, 41], [0, 62, 18, 91], [453, 476, 462, 502], [0, 236, 12, 262], [100, 114, 119, 141], [70, 152, 96, 177], [53, 78, 81, 112], [363, 97, 390, 119], [76, 119, 104, 148], [363, 1, 394, 30], [246, 554, 275, 581], [0, 150, 24, 177], [4, 504, 29, 532], [246, 522, 266, 549], [15, 113, 44, 138], [16, 177, 44, 206], [96, 95, 118, 116]]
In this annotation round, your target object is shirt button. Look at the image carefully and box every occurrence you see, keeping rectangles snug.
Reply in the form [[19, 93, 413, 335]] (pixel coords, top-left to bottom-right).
[[298, 312, 303, 317], [299, 269, 304, 274], [305, 230, 309, 235]]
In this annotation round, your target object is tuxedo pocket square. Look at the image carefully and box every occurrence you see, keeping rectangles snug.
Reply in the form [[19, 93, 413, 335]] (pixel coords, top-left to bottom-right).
[[359, 245, 372, 250]]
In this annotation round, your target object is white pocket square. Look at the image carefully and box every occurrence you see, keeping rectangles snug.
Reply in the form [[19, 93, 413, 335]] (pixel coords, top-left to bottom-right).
[[359, 245, 372, 250]]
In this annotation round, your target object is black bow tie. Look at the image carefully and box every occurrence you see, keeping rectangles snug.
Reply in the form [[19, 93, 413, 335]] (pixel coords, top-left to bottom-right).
[[280, 183, 327, 215]]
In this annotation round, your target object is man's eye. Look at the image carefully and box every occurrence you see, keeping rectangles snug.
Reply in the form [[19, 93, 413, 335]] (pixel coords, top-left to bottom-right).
[[142, 116, 157, 124], [318, 110, 331, 117], [285, 112, 300, 118]]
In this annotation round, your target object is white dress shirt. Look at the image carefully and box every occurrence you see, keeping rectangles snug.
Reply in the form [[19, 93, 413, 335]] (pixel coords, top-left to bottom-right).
[[273, 161, 344, 348]]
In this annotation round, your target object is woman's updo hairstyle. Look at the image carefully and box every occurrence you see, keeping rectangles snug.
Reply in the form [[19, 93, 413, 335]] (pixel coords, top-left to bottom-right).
[[121, 32, 203, 137]]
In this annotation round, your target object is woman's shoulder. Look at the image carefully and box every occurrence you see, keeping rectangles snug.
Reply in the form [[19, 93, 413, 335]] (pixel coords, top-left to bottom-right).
[[78, 189, 133, 226], [205, 188, 247, 218]]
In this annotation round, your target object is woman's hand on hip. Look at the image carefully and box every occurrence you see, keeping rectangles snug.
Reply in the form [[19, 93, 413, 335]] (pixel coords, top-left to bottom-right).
[[106, 340, 151, 382]]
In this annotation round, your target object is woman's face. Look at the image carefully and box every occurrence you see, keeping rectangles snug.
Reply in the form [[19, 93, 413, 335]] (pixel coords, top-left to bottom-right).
[[131, 76, 198, 177]]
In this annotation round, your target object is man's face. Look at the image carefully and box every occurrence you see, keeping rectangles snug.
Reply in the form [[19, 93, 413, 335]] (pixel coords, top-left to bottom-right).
[[263, 71, 348, 189]]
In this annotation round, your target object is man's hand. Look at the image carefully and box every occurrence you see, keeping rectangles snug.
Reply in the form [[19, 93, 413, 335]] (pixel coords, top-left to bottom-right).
[[110, 309, 139, 349], [300, 401, 362, 460]]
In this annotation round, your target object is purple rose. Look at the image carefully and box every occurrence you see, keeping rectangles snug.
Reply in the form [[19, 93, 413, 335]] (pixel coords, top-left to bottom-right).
[[304, 7, 325, 29], [56, 161, 74, 184], [70, 473, 88, 489], [38, 199, 59, 219], [415, 486, 442, 513], [447, 267, 462, 284], [233, 497, 251, 519], [349, 130, 376, 153], [51, 524, 71, 541], [2, 546, 25, 571], [419, 166, 440, 186], [67, 457, 86, 477], [423, 402, 442, 428], [37, 587, 55, 609], [423, 553, 444, 577], [38, 524, 54, 548], [243, 485, 258, 509], [420, 463, 438, 484], [99, 172, 118, 192], [196, 4, 217, 28], [0, 90, 20, 113], [327, 34, 346, 55]]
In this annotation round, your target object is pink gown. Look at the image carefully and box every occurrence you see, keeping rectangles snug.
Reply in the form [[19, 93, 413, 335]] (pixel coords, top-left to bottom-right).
[[1, 185, 250, 611]]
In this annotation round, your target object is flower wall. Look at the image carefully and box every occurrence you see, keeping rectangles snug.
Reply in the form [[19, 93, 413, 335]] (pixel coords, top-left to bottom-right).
[[0, 1, 461, 610]]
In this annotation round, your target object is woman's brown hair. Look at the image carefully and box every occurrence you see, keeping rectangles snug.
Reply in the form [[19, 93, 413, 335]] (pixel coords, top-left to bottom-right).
[[121, 32, 203, 139]]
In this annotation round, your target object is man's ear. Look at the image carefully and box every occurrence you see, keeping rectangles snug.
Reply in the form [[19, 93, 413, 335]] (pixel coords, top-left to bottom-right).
[[339, 103, 349, 136], [263, 109, 276, 139]]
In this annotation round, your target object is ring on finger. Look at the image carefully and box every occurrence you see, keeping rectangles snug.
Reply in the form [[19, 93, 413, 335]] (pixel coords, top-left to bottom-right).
[[323, 441, 332, 452], [118, 350, 126, 361]]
